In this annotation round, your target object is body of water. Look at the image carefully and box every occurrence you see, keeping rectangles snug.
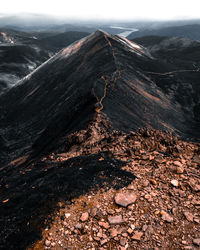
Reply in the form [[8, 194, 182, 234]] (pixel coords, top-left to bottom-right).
[[110, 26, 139, 37]]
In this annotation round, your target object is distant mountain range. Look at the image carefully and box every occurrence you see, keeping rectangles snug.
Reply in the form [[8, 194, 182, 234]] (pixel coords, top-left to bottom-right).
[[127, 24, 200, 41], [40, 31, 90, 51], [0, 29, 89, 93]]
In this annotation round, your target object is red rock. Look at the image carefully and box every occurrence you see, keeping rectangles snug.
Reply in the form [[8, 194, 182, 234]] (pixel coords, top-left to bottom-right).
[[194, 218, 200, 224], [189, 179, 200, 192], [120, 238, 127, 246], [132, 231, 144, 241], [154, 155, 165, 163], [173, 161, 182, 168], [100, 239, 108, 245], [127, 228, 133, 234], [150, 179, 157, 185], [75, 223, 82, 229], [90, 207, 97, 217], [109, 228, 118, 238], [80, 212, 89, 222], [171, 179, 179, 187], [176, 166, 184, 174], [162, 213, 173, 223], [93, 236, 100, 241], [98, 221, 110, 229], [184, 212, 194, 222], [108, 215, 124, 225], [107, 208, 115, 215], [193, 238, 200, 246], [97, 231, 103, 238], [45, 240, 51, 247], [114, 192, 136, 207], [192, 155, 200, 165]]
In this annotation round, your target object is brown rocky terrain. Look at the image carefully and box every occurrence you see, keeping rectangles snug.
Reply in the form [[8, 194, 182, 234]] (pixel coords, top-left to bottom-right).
[[30, 119, 200, 250], [1, 114, 200, 249]]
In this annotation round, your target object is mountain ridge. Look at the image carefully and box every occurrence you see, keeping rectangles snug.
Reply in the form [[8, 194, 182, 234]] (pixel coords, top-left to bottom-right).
[[0, 30, 199, 165], [0, 30, 200, 250]]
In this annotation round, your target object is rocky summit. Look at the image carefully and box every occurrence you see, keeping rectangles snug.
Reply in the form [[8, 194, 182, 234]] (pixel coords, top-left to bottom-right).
[[0, 30, 199, 249]]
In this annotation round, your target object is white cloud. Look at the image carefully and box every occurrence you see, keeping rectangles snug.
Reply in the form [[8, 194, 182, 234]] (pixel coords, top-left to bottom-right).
[[1, 0, 200, 20]]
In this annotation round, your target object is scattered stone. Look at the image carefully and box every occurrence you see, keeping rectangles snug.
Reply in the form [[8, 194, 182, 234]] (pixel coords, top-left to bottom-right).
[[120, 238, 127, 246], [194, 218, 200, 224], [142, 225, 148, 231], [127, 184, 135, 190], [162, 213, 173, 223], [90, 207, 97, 217], [51, 242, 56, 247], [143, 180, 149, 187], [150, 179, 157, 185], [109, 228, 118, 238], [127, 228, 133, 234], [97, 231, 103, 238], [107, 208, 115, 215], [171, 180, 179, 187], [29, 128, 200, 249], [62, 221, 68, 226], [144, 194, 152, 201], [154, 156, 165, 164], [160, 210, 166, 216], [122, 232, 128, 237], [130, 224, 135, 230], [183, 212, 194, 222], [192, 155, 200, 165], [65, 213, 71, 218], [96, 208, 104, 218], [80, 212, 89, 222], [176, 166, 184, 174], [173, 161, 182, 168], [189, 181, 200, 192], [108, 215, 124, 225], [193, 238, 200, 246], [132, 231, 144, 241], [75, 223, 82, 230], [100, 239, 108, 245], [115, 208, 122, 213], [114, 192, 136, 207], [45, 240, 51, 247], [98, 221, 110, 229], [93, 236, 100, 242]]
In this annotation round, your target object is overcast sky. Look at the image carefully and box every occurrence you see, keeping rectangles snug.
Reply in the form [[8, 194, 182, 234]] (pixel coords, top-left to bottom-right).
[[1, 0, 200, 20]]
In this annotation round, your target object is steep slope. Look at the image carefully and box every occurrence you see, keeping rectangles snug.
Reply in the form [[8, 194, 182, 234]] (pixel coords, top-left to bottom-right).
[[0, 29, 90, 94], [0, 29, 54, 93], [1, 30, 199, 164], [0, 44, 53, 93], [132, 36, 200, 124]]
